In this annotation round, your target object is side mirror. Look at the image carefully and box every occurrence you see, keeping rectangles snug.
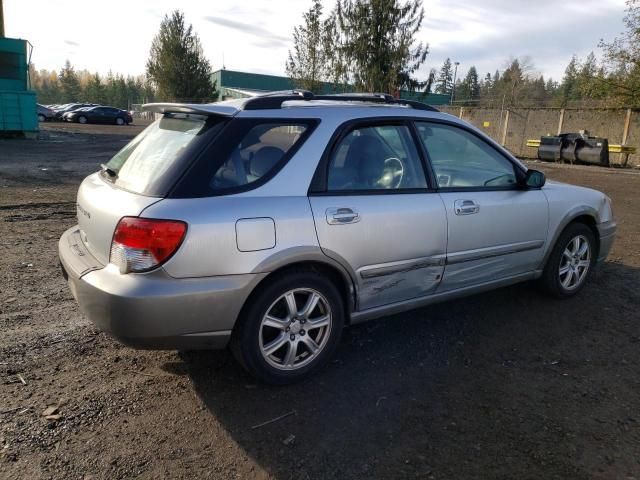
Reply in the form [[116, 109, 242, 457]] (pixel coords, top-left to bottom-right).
[[524, 169, 546, 188]]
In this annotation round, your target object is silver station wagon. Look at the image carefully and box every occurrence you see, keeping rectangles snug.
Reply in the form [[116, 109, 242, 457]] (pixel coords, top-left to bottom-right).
[[59, 92, 616, 384]]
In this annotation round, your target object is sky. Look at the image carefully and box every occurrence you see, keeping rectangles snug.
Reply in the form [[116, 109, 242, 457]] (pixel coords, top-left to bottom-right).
[[4, 0, 629, 83]]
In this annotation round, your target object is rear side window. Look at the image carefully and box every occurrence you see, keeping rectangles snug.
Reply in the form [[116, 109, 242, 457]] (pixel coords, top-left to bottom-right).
[[105, 114, 225, 196], [171, 118, 317, 197], [210, 123, 308, 190]]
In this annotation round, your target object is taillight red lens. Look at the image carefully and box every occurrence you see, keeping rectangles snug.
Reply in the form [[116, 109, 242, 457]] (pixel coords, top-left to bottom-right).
[[110, 217, 187, 273]]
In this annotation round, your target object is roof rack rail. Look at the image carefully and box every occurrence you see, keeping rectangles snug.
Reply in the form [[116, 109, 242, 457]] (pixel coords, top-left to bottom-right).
[[240, 90, 439, 112], [242, 90, 313, 110], [314, 93, 439, 112]]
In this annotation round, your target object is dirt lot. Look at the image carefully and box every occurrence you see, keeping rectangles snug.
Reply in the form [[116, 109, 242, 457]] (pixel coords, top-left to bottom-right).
[[1, 122, 639, 480]]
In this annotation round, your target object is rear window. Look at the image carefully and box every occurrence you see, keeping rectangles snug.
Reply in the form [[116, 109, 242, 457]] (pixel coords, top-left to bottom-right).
[[105, 114, 225, 195], [170, 118, 318, 197], [210, 123, 308, 190]]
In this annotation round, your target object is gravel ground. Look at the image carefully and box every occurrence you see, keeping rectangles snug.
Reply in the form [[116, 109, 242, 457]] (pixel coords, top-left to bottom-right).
[[1, 122, 639, 479]]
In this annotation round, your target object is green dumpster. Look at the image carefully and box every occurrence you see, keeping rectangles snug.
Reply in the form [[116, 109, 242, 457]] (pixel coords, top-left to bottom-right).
[[0, 37, 37, 134]]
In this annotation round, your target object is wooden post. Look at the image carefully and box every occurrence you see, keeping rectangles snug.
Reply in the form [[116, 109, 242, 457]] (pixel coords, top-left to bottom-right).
[[458, 107, 464, 119], [621, 108, 632, 167], [501, 109, 510, 146], [557, 108, 565, 135]]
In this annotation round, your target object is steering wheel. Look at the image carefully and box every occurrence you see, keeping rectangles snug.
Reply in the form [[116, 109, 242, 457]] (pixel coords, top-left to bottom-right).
[[377, 157, 404, 189]]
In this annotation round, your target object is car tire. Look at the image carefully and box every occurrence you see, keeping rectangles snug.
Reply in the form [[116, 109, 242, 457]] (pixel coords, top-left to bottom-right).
[[37, 114, 46, 122], [539, 222, 596, 299], [231, 270, 344, 385], [78, 116, 88, 124], [115, 117, 125, 126]]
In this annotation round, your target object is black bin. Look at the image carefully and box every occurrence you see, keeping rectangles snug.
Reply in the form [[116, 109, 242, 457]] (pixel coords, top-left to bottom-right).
[[537, 131, 609, 167], [538, 136, 562, 161]]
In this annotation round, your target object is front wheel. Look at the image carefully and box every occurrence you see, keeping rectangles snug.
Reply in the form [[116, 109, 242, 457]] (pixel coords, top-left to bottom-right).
[[539, 222, 596, 298], [115, 117, 125, 126], [78, 115, 88, 124], [231, 271, 344, 385], [37, 114, 46, 122]]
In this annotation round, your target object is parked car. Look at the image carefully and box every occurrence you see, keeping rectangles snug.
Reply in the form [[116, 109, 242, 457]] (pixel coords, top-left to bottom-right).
[[65, 106, 132, 125], [53, 103, 98, 120], [62, 106, 93, 122], [37, 104, 55, 122], [59, 92, 616, 384]]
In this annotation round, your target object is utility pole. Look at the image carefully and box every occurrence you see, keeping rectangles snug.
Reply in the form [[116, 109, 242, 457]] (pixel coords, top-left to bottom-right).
[[450, 61, 460, 104], [0, 0, 5, 38]]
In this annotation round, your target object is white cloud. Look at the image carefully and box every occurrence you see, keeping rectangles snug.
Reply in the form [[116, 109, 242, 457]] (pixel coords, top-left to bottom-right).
[[4, 0, 628, 82]]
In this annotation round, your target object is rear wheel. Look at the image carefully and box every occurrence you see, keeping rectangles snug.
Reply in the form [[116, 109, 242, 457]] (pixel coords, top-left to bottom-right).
[[115, 117, 125, 126], [540, 222, 595, 298], [231, 271, 344, 385], [78, 115, 88, 124]]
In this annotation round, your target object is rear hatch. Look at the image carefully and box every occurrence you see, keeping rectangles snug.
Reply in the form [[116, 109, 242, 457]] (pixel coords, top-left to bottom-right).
[[76, 114, 227, 265]]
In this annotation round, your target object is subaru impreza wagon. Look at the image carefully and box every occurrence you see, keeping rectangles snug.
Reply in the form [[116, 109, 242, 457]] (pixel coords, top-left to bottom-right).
[[59, 92, 616, 384]]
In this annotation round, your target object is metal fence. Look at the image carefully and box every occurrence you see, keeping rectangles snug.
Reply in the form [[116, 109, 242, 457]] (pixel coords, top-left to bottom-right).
[[440, 106, 639, 167]]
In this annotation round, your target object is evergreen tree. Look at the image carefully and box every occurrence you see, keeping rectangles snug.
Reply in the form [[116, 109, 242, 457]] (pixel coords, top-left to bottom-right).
[[435, 58, 452, 94], [287, 0, 329, 93], [575, 52, 602, 99], [545, 77, 558, 95], [59, 60, 81, 102], [83, 73, 106, 105], [424, 67, 436, 93], [560, 55, 579, 104], [330, 0, 430, 94], [146, 10, 217, 101], [528, 75, 548, 104], [480, 72, 493, 98], [458, 65, 479, 100]]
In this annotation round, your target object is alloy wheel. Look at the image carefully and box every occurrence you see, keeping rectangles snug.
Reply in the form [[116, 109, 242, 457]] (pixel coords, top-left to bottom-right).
[[559, 234, 591, 290], [259, 288, 332, 371]]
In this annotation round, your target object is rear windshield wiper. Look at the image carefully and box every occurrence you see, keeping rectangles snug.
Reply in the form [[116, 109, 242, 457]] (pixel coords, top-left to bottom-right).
[[100, 164, 118, 180]]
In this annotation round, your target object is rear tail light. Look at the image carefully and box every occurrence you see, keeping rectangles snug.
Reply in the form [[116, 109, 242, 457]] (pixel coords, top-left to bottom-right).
[[110, 217, 187, 274]]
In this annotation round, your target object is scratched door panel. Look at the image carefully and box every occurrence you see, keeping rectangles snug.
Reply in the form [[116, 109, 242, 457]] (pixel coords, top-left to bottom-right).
[[309, 194, 447, 310]]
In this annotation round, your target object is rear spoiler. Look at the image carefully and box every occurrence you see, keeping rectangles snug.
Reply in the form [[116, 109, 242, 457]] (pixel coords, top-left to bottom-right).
[[142, 103, 239, 117]]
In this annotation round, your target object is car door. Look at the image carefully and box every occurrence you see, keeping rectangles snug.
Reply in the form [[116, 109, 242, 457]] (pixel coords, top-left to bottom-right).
[[309, 121, 448, 311], [86, 107, 100, 123], [105, 108, 118, 123], [414, 121, 549, 292]]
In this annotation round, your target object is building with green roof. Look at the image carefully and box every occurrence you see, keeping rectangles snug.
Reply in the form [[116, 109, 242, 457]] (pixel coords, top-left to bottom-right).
[[211, 69, 450, 106]]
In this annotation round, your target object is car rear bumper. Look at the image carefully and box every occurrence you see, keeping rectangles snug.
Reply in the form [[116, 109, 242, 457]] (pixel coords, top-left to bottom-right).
[[59, 226, 265, 350], [596, 220, 616, 263]]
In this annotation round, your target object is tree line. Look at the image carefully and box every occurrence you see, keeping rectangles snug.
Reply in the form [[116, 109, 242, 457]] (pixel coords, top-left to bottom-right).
[[29, 0, 640, 109], [427, 0, 640, 108], [286, 0, 429, 94], [30, 11, 217, 107], [29, 61, 156, 108], [288, 0, 640, 108]]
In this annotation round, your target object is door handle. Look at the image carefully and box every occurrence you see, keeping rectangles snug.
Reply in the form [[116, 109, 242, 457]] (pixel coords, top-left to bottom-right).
[[454, 199, 480, 215], [326, 207, 360, 225]]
